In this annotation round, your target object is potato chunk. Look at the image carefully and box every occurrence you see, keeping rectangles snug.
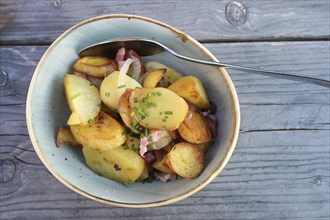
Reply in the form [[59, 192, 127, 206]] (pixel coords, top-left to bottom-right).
[[100, 71, 141, 110], [143, 69, 166, 88], [168, 76, 210, 109], [144, 61, 183, 85], [83, 146, 145, 184], [56, 125, 80, 148], [64, 74, 101, 125], [167, 143, 204, 178], [178, 110, 211, 144], [74, 56, 117, 77], [153, 154, 175, 174], [129, 88, 189, 130], [70, 111, 125, 151]]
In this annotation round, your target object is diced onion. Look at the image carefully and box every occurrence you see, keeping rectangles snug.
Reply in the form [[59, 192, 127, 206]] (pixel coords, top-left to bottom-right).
[[118, 58, 134, 97]]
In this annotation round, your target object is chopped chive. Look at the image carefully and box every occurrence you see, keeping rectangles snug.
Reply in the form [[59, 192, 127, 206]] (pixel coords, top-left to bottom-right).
[[123, 145, 129, 150], [123, 180, 133, 187], [132, 120, 138, 126], [134, 98, 138, 103], [150, 144, 157, 150], [164, 116, 169, 119], [130, 111, 135, 116], [121, 129, 126, 136], [105, 92, 110, 97], [130, 138, 134, 142], [159, 112, 163, 115], [118, 84, 126, 89], [156, 91, 162, 96], [162, 119, 167, 122], [87, 119, 93, 124], [164, 111, 173, 115]]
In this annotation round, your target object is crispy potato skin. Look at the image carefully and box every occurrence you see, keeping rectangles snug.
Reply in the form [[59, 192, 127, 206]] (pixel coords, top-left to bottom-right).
[[118, 89, 133, 128], [178, 110, 211, 144], [83, 146, 145, 184], [168, 76, 210, 109], [70, 111, 126, 151], [129, 88, 189, 130], [56, 126, 81, 148], [74, 56, 118, 77], [167, 143, 204, 179]]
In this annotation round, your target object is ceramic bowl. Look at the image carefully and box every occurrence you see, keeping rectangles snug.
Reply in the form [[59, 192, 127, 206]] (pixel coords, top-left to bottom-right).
[[26, 14, 240, 207]]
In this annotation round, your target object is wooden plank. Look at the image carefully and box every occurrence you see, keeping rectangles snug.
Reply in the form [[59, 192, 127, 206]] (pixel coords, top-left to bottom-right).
[[0, 42, 329, 219], [1, 0, 329, 44]]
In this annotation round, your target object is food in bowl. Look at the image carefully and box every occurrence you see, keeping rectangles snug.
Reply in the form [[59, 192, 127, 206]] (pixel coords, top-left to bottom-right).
[[57, 47, 218, 186]]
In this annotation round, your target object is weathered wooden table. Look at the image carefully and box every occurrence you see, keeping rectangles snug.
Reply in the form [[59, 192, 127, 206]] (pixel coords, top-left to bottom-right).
[[1, 1, 329, 219]]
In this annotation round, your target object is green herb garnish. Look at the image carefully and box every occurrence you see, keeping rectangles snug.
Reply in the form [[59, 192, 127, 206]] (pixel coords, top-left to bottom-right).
[[118, 84, 126, 89], [164, 111, 173, 115], [123, 180, 133, 187]]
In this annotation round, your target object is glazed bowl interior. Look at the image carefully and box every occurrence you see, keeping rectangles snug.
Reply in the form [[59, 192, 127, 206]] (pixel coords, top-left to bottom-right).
[[27, 14, 240, 207]]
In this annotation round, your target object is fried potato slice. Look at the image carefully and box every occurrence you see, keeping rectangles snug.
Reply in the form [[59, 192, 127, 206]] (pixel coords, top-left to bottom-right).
[[167, 143, 204, 178], [144, 61, 183, 85], [129, 88, 189, 130], [178, 110, 211, 144], [100, 71, 141, 110], [56, 125, 80, 148], [153, 154, 175, 174], [168, 76, 210, 109], [74, 56, 117, 77], [143, 69, 166, 88], [70, 111, 125, 151], [118, 89, 133, 128]]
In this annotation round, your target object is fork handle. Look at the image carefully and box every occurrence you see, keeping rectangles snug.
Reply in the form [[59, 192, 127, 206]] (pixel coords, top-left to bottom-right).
[[169, 49, 330, 88]]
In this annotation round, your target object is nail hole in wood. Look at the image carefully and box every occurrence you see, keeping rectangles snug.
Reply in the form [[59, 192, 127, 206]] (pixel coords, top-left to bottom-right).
[[0, 69, 8, 87], [52, 0, 62, 8], [0, 159, 16, 183], [226, 1, 247, 25]]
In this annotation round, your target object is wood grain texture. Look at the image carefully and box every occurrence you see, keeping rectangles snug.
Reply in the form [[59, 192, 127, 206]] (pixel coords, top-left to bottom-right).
[[0, 0, 329, 45], [0, 42, 329, 219]]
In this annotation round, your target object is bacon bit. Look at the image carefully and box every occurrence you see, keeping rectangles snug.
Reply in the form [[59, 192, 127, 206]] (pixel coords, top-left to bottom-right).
[[168, 130, 178, 140], [204, 114, 217, 138], [125, 50, 146, 81], [139, 136, 149, 157], [149, 130, 167, 142], [154, 172, 177, 183], [201, 111, 209, 117], [144, 151, 156, 173], [209, 101, 217, 114], [154, 150, 164, 161], [86, 76, 103, 88], [115, 47, 126, 62], [114, 164, 121, 171]]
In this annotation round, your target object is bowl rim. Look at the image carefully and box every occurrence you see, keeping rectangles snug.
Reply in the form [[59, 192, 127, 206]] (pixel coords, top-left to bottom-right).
[[26, 14, 241, 208]]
